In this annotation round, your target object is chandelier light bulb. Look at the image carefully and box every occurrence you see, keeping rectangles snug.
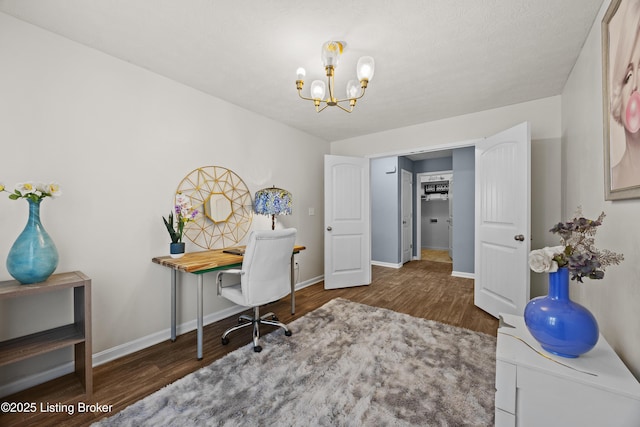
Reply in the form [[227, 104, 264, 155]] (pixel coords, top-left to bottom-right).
[[310, 80, 326, 100], [296, 67, 306, 80], [357, 56, 375, 82], [346, 80, 360, 99]]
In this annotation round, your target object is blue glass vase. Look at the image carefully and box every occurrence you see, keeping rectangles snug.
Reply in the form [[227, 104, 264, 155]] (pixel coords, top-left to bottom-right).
[[6, 199, 59, 284], [524, 267, 599, 358]]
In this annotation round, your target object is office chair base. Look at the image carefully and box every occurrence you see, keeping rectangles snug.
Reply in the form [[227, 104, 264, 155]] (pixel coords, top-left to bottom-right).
[[221, 306, 291, 351]]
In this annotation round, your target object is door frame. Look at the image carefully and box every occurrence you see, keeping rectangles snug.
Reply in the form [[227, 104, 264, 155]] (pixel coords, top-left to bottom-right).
[[401, 169, 413, 264], [415, 170, 453, 261], [368, 139, 478, 265]]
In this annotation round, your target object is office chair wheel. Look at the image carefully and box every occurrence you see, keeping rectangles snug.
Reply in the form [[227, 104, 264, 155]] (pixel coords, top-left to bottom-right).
[[253, 345, 262, 352], [222, 337, 229, 345], [285, 330, 292, 336]]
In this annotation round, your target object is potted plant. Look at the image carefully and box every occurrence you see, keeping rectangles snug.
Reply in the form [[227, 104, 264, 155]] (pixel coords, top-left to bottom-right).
[[163, 193, 198, 258]]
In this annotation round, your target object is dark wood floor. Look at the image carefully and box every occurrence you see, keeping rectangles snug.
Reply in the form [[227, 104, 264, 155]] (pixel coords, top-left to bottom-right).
[[1, 261, 497, 427]]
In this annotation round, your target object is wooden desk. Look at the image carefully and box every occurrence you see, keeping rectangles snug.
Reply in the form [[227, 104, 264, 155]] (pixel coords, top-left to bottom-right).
[[152, 245, 305, 359]]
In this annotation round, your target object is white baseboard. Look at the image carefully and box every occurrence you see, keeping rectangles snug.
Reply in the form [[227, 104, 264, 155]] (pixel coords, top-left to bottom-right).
[[92, 305, 248, 367], [371, 261, 403, 269], [0, 362, 76, 399], [93, 273, 320, 367], [452, 271, 475, 279], [295, 275, 323, 291], [0, 275, 324, 398]]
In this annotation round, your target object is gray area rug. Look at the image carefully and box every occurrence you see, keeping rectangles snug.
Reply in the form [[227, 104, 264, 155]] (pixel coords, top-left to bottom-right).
[[93, 298, 496, 426]]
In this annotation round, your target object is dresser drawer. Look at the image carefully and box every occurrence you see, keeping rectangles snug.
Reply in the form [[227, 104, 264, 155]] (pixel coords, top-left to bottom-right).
[[495, 408, 516, 427], [495, 360, 516, 413]]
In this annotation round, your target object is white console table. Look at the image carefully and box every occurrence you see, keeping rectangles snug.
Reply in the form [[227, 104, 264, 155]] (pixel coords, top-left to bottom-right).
[[496, 313, 640, 427]]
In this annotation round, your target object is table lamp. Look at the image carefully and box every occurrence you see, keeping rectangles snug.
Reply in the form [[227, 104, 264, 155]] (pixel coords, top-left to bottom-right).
[[254, 186, 292, 230]]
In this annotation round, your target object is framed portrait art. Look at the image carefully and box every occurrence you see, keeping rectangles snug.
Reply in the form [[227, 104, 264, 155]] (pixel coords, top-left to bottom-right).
[[602, 0, 640, 200]]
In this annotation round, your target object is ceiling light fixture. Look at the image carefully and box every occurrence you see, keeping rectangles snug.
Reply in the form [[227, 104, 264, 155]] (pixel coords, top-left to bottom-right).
[[296, 41, 375, 113]]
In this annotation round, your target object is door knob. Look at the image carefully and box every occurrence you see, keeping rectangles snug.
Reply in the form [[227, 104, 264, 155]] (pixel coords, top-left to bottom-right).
[[327, 226, 332, 231], [514, 234, 525, 241]]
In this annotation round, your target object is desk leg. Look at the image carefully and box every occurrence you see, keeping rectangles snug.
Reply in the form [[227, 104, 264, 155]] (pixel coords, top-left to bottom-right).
[[290, 254, 295, 315], [171, 269, 177, 342], [197, 274, 203, 360]]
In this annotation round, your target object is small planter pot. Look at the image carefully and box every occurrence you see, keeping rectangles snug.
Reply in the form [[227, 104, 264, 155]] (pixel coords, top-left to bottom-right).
[[169, 242, 186, 258]]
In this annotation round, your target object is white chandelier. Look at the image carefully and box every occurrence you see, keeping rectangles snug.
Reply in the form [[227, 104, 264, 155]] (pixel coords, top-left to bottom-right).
[[295, 41, 375, 113]]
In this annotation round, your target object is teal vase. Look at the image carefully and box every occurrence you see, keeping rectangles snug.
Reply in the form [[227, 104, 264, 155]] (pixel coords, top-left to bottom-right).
[[6, 199, 59, 284]]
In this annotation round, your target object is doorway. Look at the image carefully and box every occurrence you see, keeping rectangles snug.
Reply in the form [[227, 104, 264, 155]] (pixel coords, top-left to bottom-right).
[[416, 171, 453, 263], [398, 146, 475, 276]]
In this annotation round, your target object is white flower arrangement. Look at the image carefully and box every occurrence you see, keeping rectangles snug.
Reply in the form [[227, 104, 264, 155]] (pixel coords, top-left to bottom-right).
[[528, 207, 623, 282], [0, 181, 62, 203]]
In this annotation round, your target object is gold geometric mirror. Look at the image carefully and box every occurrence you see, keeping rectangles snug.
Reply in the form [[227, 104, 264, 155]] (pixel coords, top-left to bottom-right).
[[175, 166, 252, 249]]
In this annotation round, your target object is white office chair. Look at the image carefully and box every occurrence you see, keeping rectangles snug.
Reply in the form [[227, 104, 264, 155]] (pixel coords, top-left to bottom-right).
[[216, 228, 297, 352]]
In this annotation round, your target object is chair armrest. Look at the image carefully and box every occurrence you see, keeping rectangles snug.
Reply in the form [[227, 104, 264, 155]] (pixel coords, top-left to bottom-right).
[[216, 269, 244, 295]]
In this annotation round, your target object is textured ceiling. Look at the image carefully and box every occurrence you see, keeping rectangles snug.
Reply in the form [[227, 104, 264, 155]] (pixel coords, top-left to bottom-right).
[[0, 0, 604, 142]]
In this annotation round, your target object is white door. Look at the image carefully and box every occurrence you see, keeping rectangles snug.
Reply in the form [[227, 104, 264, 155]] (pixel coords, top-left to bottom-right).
[[324, 155, 371, 289], [475, 122, 531, 318], [448, 175, 453, 259], [401, 169, 413, 264]]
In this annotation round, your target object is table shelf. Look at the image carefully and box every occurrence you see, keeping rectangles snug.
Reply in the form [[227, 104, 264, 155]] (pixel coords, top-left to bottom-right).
[[0, 271, 92, 396], [0, 324, 85, 366]]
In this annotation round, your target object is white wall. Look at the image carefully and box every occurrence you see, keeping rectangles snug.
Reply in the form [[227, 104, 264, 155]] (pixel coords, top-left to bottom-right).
[[420, 199, 449, 250], [0, 12, 328, 393], [330, 96, 562, 157], [562, 0, 640, 378]]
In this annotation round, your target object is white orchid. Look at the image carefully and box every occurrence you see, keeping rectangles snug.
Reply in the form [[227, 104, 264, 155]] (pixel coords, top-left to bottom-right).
[[163, 193, 199, 243]]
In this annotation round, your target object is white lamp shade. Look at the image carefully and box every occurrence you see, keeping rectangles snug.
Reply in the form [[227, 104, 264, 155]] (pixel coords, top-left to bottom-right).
[[357, 56, 375, 81], [310, 80, 326, 100], [296, 67, 306, 80], [346, 80, 360, 99]]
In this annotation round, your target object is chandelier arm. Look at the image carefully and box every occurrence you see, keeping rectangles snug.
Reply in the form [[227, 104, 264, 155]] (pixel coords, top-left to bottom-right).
[[297, 89, 320, 102], [334, 86, 367, 104], [316, 104, 330, 113], [335, 103, 354, 113]]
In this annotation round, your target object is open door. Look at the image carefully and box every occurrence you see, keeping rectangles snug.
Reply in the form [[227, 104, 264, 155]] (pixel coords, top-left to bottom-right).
[[474, 122, 531, 318], [324, 155, 371, 289], [401, 169, 413, 264]]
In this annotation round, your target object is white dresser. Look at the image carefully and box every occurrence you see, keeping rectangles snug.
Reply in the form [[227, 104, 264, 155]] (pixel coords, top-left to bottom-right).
[[496, 314, 640, 427]]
